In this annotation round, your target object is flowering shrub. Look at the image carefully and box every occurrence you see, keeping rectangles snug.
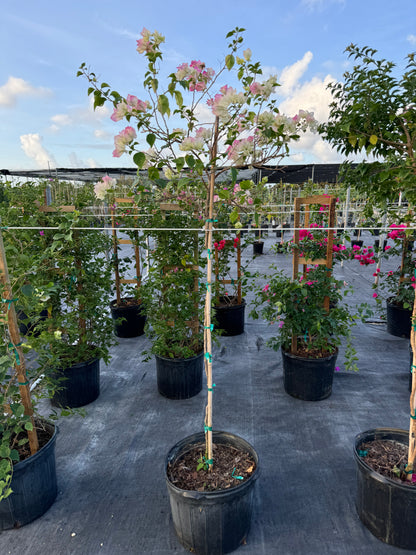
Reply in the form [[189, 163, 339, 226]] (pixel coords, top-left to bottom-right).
[[372, 223, 416, 309]]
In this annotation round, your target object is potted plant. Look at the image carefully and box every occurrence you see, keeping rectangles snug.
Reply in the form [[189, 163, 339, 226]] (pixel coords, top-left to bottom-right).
[[34, 209, 116, 409], [372, 222, 415, 338], [94, 176, 147, 338], [140, 198, 206, 400], [321, 43, 416, 548], [79, 26, 316, 553], [250, 216, 367, 400], [0, 222, 58, 529]]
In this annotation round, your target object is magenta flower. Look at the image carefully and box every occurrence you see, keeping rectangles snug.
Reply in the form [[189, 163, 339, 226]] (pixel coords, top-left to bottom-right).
[[262, 284, 270, 292], [39, 230, 45, 236], [278, 320, 284, 328], [372, 292, 378, 298]]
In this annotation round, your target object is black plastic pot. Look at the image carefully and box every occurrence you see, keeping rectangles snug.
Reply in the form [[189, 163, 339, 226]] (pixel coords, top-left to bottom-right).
[[156, 351, 203, 399], [0, 421, 58, 530], [281, 347, 337, 401], [351, 239, 363, 248], [354, 428, 416, 549], [374, 239, 388, 251], [386, 298, 412, 338], [253, 241, 264, 255], [110, 298, 146, 338], [214, 297, 245, 336], [51, 357, 100, 408], [165, 431, 259, 555]]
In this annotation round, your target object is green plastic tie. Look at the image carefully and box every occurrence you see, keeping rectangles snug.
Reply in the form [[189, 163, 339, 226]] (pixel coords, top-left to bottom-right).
[[0, 226, 8, 230], [18, 379, 29, 386], [358, 449, 367, 457], [2, 297, 18, 310], [410, 413, 416, 420], [206, 282, 211, 291], [232, 467, 244, 480], [204, 425, 212, 433], [206, 218, 218, 223], [207, 248, 212, 259], [206, 459, 213, 465], [208, 383, 216, 391], [404, 466, 414, 474], [8, 342, 22, 365], [205, 352, 212, 363], [204, 324, 214, 331]]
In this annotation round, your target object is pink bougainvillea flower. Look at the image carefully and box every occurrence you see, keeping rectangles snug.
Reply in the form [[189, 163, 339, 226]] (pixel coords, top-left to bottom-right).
[[112, 126, 136, 157], [39, 230, 45, 236], [278, 320, 284, 328], [335, 366, 341, 372], [372, 292, 378, 298], [262, 284, 270, 292]]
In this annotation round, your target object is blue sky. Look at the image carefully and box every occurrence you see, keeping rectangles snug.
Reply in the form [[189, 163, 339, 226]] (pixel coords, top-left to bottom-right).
[[1, 0, 415, 170]]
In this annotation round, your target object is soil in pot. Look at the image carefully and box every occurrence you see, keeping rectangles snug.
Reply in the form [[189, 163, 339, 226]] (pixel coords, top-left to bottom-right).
[[354, 428, 416, 549], [166, 431, 259, 555], [110, 297, 146, 338], [213, 296, 245, 336], [0, 420, 58, 530]]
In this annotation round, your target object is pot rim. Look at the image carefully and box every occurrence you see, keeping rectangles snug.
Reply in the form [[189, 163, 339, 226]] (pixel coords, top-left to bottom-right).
[[353, 427, 416, 492], [214, 296, 246, 308], [155, 350, 204, 363], [13, 419, 58, 474], [281, 345, 338, 362], [110, 297, 142, 308], [165, 430, 259, 499]]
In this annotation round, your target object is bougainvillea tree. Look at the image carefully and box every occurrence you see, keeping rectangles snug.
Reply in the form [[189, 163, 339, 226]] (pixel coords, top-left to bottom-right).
[[78, 26, 317, 469]]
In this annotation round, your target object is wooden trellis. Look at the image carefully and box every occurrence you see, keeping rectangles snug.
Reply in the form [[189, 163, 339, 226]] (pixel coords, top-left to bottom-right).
[[291, 195, 336, 354], [110, 198, 142, 305], [213, 231, 242, 305]]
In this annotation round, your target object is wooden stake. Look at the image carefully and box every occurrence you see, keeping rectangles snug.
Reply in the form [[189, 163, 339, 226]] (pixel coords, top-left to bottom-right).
[[204, 116, 219, 470], [407, 284, 416, 479], [0, 229, 39, 455]]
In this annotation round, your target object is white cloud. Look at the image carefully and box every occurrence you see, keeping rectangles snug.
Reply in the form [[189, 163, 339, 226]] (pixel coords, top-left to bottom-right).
[[49, 97, 111, 132], [0, 76, 51, 108], [301, 0, 345, 11], [20, 134, 57, 168], [407, 34, 416, 45], [279, 52, 313, 96], [94, 129, 112, 140]]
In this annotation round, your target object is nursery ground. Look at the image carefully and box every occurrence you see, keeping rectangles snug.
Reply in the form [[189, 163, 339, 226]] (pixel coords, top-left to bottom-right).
[[0, 230, 413, 555]]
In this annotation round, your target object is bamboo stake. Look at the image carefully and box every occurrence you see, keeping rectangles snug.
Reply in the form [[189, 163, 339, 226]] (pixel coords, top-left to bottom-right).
[[0, 229, 39, 454], [204, 116, 219, 470], [407, 276, 416, 479], [111, 204, 122, 305]]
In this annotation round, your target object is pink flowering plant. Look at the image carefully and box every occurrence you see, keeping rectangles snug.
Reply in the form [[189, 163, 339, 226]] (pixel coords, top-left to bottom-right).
[[78, 26, 317, 471], [372, 222, 416, 309]]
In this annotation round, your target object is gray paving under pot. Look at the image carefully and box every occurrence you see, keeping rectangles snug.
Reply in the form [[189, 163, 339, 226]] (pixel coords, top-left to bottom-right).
[[0, 232, 413, 554]]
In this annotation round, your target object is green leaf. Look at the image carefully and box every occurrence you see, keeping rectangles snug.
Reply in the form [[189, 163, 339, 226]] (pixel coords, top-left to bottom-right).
[[151, 78, 158, 92], [21, 284, 35, 297], [174, 91, 183, 108], [133, 152, 146, 169], [157, 94, 170, 116], [225, 54, 235, 70], [10, 449, 19, 462], [230, 167, 238, 184], [175, 157, 185, 172], [369, 134, 378, 145], [146, 134, 156, 147], [148, 167, 160, 181], [185, 155, 195, 168]]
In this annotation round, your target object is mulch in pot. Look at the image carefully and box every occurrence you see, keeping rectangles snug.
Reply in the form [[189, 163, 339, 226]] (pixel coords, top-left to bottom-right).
[[359, 439, 416, 486], [167, 441, 256, 492]]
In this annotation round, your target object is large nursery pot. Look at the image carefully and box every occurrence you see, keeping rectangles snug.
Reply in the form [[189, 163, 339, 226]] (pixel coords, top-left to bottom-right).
[[51, 356, 100, 408], [110, 297, 146, 338], [155, 350, 203, 399], [386, 297, 412, 338], [165, 431, 259, 555], [213, 296, 246, 336], [0, 420, 58, 530], [282, 347, 337, 401], [354, 428, 416, 549]]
